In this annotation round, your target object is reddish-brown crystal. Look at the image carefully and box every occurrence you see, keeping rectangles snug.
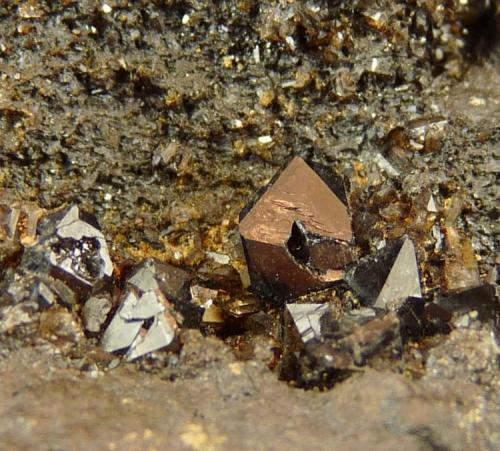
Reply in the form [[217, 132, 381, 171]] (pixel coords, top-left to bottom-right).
[[239, 157, 352, 301]]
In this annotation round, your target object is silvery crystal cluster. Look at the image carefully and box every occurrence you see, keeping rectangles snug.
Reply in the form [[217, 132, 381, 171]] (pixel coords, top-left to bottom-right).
[[101, 260, 181, 361], [2, 205, 113, 310], [46, 205, 113, 291]]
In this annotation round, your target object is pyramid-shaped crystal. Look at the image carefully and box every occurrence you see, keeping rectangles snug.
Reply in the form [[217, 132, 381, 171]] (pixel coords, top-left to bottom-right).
[[239, 157, 353, 301]]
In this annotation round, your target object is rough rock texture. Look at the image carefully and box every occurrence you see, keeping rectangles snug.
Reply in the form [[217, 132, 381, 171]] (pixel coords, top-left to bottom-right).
[[0, 0, 499, 449], [0, 334, 498, 451]]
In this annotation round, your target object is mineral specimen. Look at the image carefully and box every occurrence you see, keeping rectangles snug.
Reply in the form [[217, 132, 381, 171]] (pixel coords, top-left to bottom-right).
[[190, 285, 226, 325], [281, 305, 403, 387], [0, 205, 114, 336], [42, 205, 113, 294], [82, 295, 112, 334], [284, 303, 331, 344], [346, 237, 422, 311], [126, 258, 197, 326], [101, 287, 178, 361], [280, 302, 333, 381], [443, 227, 481, 293], [126, 315, 177, 362], [101, 291, 144, 353], [306, 311, 402, 369], [100, 258, 196, 360], [239, 156, 353, 301]]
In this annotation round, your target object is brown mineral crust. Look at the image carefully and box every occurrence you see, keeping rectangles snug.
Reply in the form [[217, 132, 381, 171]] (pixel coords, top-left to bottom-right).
[[443, 226, 481, 293]]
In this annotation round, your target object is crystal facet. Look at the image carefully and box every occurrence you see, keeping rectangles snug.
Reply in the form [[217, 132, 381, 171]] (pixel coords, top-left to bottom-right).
[[347, 237, 422, 311], [239, 157, 353, 301]]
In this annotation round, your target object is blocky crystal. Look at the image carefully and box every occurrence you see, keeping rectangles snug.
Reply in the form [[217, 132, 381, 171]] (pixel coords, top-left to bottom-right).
[[239, 157, 353, 302]]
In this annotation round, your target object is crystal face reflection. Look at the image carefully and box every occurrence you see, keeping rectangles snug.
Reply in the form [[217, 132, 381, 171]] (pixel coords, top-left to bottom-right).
[[239, 157, 354, 302]]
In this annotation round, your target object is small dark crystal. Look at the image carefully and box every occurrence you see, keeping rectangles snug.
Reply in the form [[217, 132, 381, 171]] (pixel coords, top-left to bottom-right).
[[346, 237, 422, 311], [436, 284, 499, 328]]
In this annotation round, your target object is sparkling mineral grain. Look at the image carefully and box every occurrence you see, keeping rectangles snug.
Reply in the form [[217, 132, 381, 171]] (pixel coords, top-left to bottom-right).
[[190, 285, 225, 325], [239, 157, 353, 301], [100, 258, 194, 360], [346, 237, 422, 311], [285, 303, 331, 344], [46, 205, 113, 290], [280, 302, 334, 383], [126, 258, 197, 326], [443, 227, 481, 293], [101, 287, 178, 361], [125, 315, 178, 362], [101, 290, 144, 353]]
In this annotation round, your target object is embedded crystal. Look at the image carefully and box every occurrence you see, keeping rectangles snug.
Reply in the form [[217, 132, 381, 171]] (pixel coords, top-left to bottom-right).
[[443, 227, 481, 293], [2, 204, 114, 314], [283, 307, 403, 386], [101, 291, 143, 353], [126, 315, 177, 361], [125, 290, 165, 320], [126, 258, 197, 326], [427, 195, 438, 213], [35, 281, 58, 309], [47, 205, 113, 291], [190, 285, 225, 324], [101, 263, 181, 358], [285, 303, 330, 344], [374, 238, 421, 309], [82, 295, 112, 333], [346, 237, 422, 311], [239, 157, 353, 301], [306, 312, 401, 370]]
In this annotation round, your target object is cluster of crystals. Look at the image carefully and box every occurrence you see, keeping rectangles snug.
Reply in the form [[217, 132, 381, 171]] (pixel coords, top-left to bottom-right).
[[0, 205, 113, 337], [0, 203, 200, 362], [281, 237, 422, 385], [239, 157, 497, 387], [101, 259, 192, 361], [0, 198, 265, 363], [0, 148, 496, 379]]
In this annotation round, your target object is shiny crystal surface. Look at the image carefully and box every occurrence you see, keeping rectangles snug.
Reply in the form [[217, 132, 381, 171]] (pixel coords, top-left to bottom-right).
[[101, 262, 181, 359], [346, 237, 422, 311], [0, 2, 497, 443], [239, 157, 353, 301], [285, 303, 330, 344]]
